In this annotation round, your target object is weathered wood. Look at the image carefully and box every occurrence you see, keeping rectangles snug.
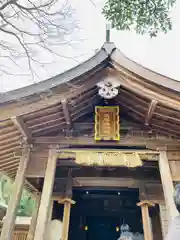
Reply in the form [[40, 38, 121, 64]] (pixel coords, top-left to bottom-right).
[[113, 67, 180, 111], [61, 99, 72, 128], [151, 206, 163, 240], [169, 161, 180, 181], [0, 68, 105, 121], [11, 116, 32, 142], [60, 199, 75, 240], [32, 135, 180, 149], [159, 203, 169, 238], [137, 201, 154, 240], [158, 150, 179, 219], [26, 152, 48, 177], [47, 199, 54, 222], [62, 201, 71, 240], [0, 146, 30, 240], [145, 100, 158, 126], [26, 194, 41, 240], [34, 148, 57, 240], [59, 169, 74, 240]]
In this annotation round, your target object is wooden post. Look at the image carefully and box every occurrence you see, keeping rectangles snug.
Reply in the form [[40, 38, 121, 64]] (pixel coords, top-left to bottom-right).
[[47, 199, 54, 222], [58, 198, 75, 240], [0, 145, 30, 240], [26, 194, 41, 240], [34, 148, 57, 240], [158, 150, 178, 219], [137, 200, 154, 240]]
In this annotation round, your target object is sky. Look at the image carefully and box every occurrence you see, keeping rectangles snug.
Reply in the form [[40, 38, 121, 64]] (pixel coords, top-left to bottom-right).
[[0, 0, 180, 92]]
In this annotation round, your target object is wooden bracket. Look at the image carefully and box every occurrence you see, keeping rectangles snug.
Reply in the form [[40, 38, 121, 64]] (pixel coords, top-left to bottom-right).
[[145, 100, 158, 126], [61, 99, 72, 129], [58, 198, 75, 205], [137, 200, 155, 207], [11, 116, 32, 143]]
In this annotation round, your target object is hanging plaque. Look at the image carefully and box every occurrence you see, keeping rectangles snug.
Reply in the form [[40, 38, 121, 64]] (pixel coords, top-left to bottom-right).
[[95, 106, 120, 141]]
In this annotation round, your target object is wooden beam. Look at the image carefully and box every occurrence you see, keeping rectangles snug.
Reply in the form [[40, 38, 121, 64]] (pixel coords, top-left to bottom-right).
[[145, 100, 158, 126], [11, 116, 32, 142], [158, 149, 178, 220], [32, 135, 180, 149], [0, 146, 30, 240], [34, 148, 57, 240], [61, 99, 72, 128]]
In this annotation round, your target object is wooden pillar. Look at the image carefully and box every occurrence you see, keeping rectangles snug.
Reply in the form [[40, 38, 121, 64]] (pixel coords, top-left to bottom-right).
[[47, 199, 54, 222], [34, 148, 57, 240], [26, 194, 41, 240], [58, 198, 75, 240], [0, 146, 30, 240], [158, 150, 178, 219], [137, 201, 154, 240], [159, 202, 169, 238], [150, 205, 163, 240]]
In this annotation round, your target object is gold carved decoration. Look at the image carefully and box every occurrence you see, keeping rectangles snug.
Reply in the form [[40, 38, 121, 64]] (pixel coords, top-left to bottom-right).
[[75, 152, 142, 167], [95, 106, 120, 141], [58, 151, 142, 168]]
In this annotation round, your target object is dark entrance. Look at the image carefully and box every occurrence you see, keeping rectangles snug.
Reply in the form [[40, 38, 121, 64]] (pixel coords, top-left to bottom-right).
[[86, 216, 119, 240], [69, 188, 143, 240]]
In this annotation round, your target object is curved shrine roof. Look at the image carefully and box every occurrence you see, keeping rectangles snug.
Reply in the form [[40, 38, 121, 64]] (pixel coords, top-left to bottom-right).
[[0, 42, 180, 104], [0, 42, 179, 191]]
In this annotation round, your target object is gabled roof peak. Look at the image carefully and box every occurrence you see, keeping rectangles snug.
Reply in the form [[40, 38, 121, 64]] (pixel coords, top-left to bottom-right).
[[102, 42, 116, 55]]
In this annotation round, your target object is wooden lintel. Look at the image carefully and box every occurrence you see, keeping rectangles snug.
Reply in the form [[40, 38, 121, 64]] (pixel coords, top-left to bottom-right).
[[145, 100, 158, 126], [61, 99, 72, 128], [32, 135, 180, 150], [11, 116, 32, 143]]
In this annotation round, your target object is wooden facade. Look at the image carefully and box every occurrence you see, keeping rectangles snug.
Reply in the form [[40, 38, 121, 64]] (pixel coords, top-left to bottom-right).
[[0, 42, 180, 240]]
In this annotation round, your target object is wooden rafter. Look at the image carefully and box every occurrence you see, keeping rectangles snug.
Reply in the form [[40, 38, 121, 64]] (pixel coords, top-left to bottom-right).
[[11, 116, 32, 143], [61, 99, 72, 129], [145, 100, 158, 126]]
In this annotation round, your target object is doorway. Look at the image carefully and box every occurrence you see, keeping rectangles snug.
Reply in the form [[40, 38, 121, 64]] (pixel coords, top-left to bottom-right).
[[86, 216, 119, 240], [69, 188, 143, 240]]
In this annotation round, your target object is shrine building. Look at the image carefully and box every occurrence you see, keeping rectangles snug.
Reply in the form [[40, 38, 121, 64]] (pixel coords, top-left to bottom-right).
[[0, 41, 180, 240]]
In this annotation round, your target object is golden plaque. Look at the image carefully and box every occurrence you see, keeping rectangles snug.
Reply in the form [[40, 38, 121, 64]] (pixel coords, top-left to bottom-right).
[[95, 106, 120, 141]]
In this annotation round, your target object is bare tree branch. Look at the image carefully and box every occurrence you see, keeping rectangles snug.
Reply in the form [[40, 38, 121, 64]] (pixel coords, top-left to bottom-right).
[[0, 0, 77, 78]]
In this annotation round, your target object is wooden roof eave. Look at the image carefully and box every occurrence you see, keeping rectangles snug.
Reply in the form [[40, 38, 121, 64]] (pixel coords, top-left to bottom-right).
[[109, 64, 180, 111], [111, 48, 180, 93], [0, 45, 112, 105]]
